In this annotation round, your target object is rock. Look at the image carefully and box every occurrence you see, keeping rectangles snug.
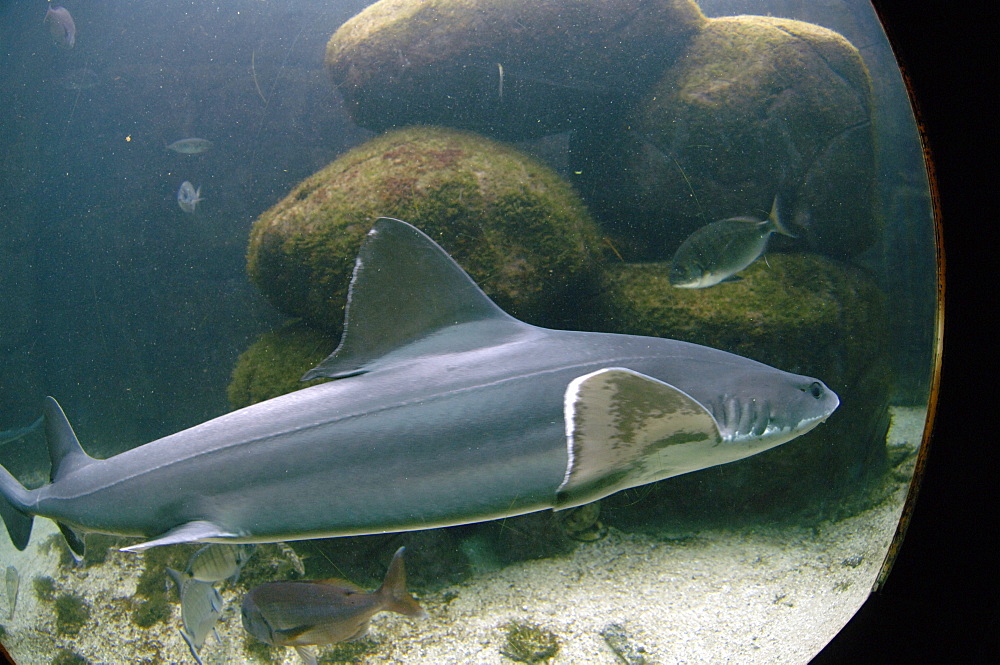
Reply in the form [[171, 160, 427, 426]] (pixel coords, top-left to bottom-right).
[[587, 253, 892, 519], [227, 321, 336, 409], [572, 15, 878, 261], [247, 126, 604, 332], [325, 0, 706, 140]]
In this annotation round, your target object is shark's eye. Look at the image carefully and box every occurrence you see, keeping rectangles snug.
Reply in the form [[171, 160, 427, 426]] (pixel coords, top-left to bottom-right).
[[808, 381, 824, 399]]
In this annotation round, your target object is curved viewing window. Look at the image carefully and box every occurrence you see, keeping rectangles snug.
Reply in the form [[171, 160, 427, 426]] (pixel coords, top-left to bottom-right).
[[1, 1, 941, 663]]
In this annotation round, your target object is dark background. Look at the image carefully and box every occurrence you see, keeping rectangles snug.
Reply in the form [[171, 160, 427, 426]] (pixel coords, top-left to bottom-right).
[[813, 0, 997, 662]]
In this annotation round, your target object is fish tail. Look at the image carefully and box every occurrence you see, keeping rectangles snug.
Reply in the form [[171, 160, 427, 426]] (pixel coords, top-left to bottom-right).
[[177, 627, 205, 665], [378, 547, 427, 619], [0, 465, 34, 551], [768, 195, 796, 238]]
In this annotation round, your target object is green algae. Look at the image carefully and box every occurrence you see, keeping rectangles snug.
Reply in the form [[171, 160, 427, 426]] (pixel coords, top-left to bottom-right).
[[325, 0, 705, 139], [227, 320, 335, 408], [54, 593, 91, 636], [51, 649, 89, 665], [573, 14, 877, 261], [500, 621, 560, 663], [247, 126, 603, 332], [33, 575, 56, 602]]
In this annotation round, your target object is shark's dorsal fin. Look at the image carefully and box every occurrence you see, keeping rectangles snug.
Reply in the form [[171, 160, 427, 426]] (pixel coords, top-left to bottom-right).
[[555, 368, 723, 510], [43, 397, 96, 482], [302, 218, 518, 381]]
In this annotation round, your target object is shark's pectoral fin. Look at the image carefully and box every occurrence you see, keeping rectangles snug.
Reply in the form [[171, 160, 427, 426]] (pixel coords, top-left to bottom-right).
[[120, 520, 236, 553], [555, 368, 722, 510]]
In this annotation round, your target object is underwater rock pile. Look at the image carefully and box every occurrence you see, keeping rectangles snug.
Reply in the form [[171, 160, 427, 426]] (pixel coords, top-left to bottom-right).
[[247, 126, 603, 334], [325, 0, 707, 141], [573, 15, 879, 260], [235, 0, 891, 532]]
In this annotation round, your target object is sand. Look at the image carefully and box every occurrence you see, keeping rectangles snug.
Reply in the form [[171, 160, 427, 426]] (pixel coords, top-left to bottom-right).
[[0, 407, 924, 664]]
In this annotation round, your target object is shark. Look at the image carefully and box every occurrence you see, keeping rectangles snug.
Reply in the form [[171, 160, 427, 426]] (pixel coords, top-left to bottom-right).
[[0, 218, 839, 555]]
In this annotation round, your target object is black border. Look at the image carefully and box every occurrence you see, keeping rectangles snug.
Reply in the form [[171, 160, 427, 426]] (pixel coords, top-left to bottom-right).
[[813, 1, 997, 662]]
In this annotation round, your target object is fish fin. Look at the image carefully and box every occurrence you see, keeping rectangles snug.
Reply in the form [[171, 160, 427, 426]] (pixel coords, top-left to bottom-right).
[[719, 275, 743, 284], [302, 218, 521, 381], [377, 546, 427, 618], [120, 521, 236, 553], [43, 397, 97, 482], [346, 620, 371, 641], [294, 646, 318, 665], [177, 627, 205, 665], [0, 468, 33, 551], [318, 578, 365, 592], [275, 624, 314, 641], [555, 368, 722, 510], [57, 523, 86, 560], [768, 195, 796, 238], [165, 567, 189, 594]]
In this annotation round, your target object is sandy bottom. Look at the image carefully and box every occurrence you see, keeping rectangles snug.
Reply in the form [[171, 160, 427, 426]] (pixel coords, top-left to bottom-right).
[[0, 407, 924, 665]]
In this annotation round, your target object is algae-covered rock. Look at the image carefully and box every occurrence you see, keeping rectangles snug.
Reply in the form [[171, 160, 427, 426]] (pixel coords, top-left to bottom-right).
[[589, 253, 892, 519], [227, 321, 336, 409], [573, 15, 877, 261], [248, 126, 603, 332], [325, 0, 706, 140]]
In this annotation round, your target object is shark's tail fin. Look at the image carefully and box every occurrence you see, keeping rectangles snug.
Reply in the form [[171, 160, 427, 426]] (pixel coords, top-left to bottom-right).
[[0, 466, 33, 550], [1, 397, 98, 552]]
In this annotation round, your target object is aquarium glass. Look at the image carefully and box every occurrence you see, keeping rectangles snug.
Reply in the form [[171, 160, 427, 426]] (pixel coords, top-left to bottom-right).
[[0, 0, 940, 663]]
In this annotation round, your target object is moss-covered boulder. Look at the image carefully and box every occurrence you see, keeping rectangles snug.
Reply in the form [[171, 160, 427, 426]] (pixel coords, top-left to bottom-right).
[[587, 253, 892, 520], [572, 15, 877, 261], [248, 126, 604, 332], [325, 0, 706, 140], [227, 321, 336, 409]]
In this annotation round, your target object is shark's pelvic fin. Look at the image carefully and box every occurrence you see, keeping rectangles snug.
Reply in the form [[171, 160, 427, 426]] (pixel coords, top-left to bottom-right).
[[43, 397, 96, 482], [120, 520, 236, 553], [58, 523, 86, 559], [302, 217, 518, 381], [555, 368, 722, 510]]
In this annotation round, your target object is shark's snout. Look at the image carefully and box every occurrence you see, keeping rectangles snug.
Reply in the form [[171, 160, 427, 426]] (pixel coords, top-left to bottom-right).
[[708, 378, 839, 445]]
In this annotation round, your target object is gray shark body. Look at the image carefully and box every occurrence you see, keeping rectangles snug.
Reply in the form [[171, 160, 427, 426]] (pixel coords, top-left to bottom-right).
[[0, 219, 838, 554]]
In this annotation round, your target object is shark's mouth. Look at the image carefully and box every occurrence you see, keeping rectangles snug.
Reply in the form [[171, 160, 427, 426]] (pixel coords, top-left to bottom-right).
[[707, 395, 832, 447]]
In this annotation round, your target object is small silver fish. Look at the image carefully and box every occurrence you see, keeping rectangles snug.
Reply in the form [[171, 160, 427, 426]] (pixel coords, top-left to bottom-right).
[[167, 568, 224, 665], [177, 181, 203, 214], [187, 544, 254, 583], [167, 138, 213, 155], [670, 196, 793, 288], [44, 6, 75, 49], [241, 547, 426, 665], [5, 566, 18, 620]]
